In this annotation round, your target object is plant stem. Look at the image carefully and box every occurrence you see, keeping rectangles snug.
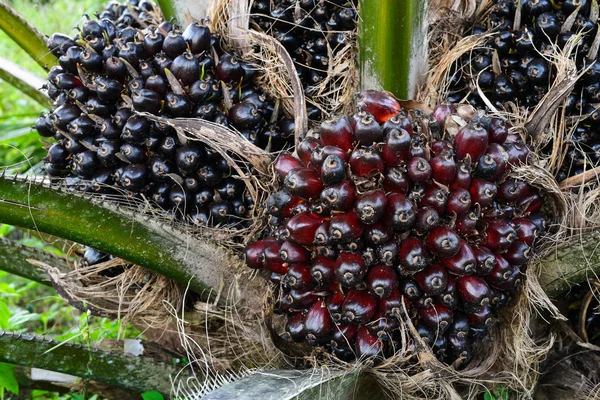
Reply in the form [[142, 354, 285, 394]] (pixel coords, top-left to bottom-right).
[[0, 237, 67, 285], [358, 0, 428, 99], [0, 1, 58, 71], [156, 0, 178, 23], [0, 58, 50, 108]]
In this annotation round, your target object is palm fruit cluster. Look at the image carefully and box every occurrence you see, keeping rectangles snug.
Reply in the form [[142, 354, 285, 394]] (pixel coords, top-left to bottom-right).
[[36, 3, 294, 228], [446, 0, 600, 180], [249, 0, 357, 121], [245, 91, 547, 365]]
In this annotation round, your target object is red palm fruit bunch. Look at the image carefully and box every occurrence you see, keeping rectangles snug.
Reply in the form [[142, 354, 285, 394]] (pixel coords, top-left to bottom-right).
[[245, 90, 547, 366]]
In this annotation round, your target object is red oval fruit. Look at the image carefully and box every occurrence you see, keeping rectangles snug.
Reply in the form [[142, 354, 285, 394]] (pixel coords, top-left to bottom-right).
[[455, 122, 489, 162], [379, 288, 411, 318], [418, 301, 453, 332], [503, 141, 530, 166], [342, 290, 378, 324], [367, 310, 398, 340], [470, 179, 497, 208], [263, 242, 289, 274], [496, 180, 530, 203], [483, 143, 508, 180], [321, 154, 346, 185], [285, 212, 324, 245], [455, 210, 479, 236], [419, 186, 448, 215], [440, 239, 477, 275], [450, 162, 473, 191], [355, 190, 388, 224], [297, 137, 321, 165], [320, 180, 356, 211], [363, 222, 392, 245], [377, 240, 399, 266], [320, 115, 354, 152], [384, 193, 416, 232], [310, 145, 349, 169], [355, 325, 382, 364], [426, 226, 461, 257], [279, 241, 309, 264], [382, 128, 411, 167], [437, 275, 457, 308], [245, 239, 275, 269], [285, 312, 306, 342], [382, 112, 413, 136], [284, 264, 315, 290], [407, 156, 432, 183], [446, 188, 472, 216], [329, 210, 364, 244], [353, 111, 384, 145], [414, 206, 441, 234], [279, 289, 318, 311], [366, 264, 399, 298], [357, 90, 401, 124], [310, 256, 337, 286], [331, 323, 358, 348], [305, 300, 333, 344], [431, 140, 454, 156], [383, 167, 410, 193], [414, 263, 448, 296], [326, 292, 345, 322], [486, 254, 513, 287], [349, 146, 385, 177], [489, 117, 508, 144], [335, 251, 368, 288], [472, 246, 496, 276], [398, 237, 429, 272], [457, 275, 491, 309], [480, 219, 517, 252], [432, 104, 456, 126], [284, 167, 324, 200], [513, 217, 538, 246], [399, 279, 422, 299], [520, 191, 543, 214], [504, 240, 531, 266], [274, 153, 303, 181], [429, 153, 457, 184], [466, 305, 495, 328]]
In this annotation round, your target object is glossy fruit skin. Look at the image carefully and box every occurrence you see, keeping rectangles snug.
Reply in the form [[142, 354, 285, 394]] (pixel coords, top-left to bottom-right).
[[357, 90, 401, 124], [366, 264, 399, 298], [385, 193, 416, 232], [342, 290, 378, 324], [418, 302, 453, 332], [398, 238, 429, 273], [440, 240, 477, 275], [305, 300, 333, 344], [285, 212, 324, 245], [457, 275, 491, 310], [329, 211, 364, 244], [414, 263, 448, 296], [335, 252, 368, 288], [455, 122, 488, 162], [426, 226, 461, 258], [355, 190, 387, 224], [319, 115, 354, 152]]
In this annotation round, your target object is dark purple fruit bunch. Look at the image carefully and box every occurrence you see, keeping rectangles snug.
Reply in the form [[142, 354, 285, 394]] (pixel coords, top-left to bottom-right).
[[246, 91, 547, 366], [446, 0, 600, 180], [249, 0, 357, 121], [39, 7, 294, 228]]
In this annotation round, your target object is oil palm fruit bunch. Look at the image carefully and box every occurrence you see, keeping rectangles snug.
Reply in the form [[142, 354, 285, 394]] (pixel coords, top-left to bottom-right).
[[249, 0, 357, 121], [245, 91, 547, 366], [446, 0, 600, 180], [37, 10, 295, 228]]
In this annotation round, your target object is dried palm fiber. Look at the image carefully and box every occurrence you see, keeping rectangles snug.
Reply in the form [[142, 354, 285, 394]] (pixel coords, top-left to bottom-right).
[[209, 0, 358, 125]]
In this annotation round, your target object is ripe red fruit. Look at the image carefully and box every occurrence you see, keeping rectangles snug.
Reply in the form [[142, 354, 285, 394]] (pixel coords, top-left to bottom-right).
[[310, 145, 349, 169], [426, 226, 461, 257], [382, 128, 411, 167], [357, 90, 401, 124], [399, 279, 422, 299], [285, 212, 324, 245], [310, 256, 337, 286], [305, 300, 333, 344], [245, 239, 274, 269], [320, 180, 356, 211], [504, 240, 531, 265], [366, 264, 399, 298], [398, 237, 429, 272], [274, 154, 303, 181], [331, 323, 358, 348], [431, 140, 454, 156], [363, 222, 392, 245], [326, 292, 345, 322], [313, 221, 330, 245], [450, 162, 472, 191], [482, 143, 508, 180], [455, 210, 479, 236], [520, 191, 543, 214], [513, 217, 538, 246], [383, 167, 410, 193], [279, 289, 318, 311], [384, 193, 416, 231], [457, 275, 491, 309], [367, 310, 399, 339], [283, 265, 313, 291], [446, 188, 472, 216], [279, 241, 309, 264], [329, 210, 364, 244], [438, 275, 457, 308], [414, 263, 448, 296], [480, 219, 517, 252], [418, 302, 453, 332], [419, 186, 448, 215], [496, 180, 530, 203], [377, 240, 399, 266], [454, 122, 489, 162], [349, 146, 384, 177], [382, 112, 413, 136], [320, 115, 354, 152], [342, 290, 378, 324], [466, 305, 495, 328], [489, 117, 508, 144], [355, 190, 387, 224], [321, 155, 346, 185], [486, 254, 513, 287], [355, 325, 382, 364], [379, 289, 411, 318], [429, 153, 457, 184], [297, 137, 321, 165], [472, 246, 496, 276], [414, 206, 441, 234], [284, 167, 323, 200], [503, 141, 529, 165], [470, 179, 497, 208], [263, 242, 289, 274], [440, 239, 477, 275], [407, 156, 432, 183], [335, 251, 368, 288], [353, 111, 384, 145], [285, 312, 306, 342], [432, 104, 456, 126]]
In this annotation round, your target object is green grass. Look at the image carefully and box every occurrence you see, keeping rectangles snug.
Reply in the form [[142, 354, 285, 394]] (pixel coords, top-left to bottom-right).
[[0, 1, 145, 398]]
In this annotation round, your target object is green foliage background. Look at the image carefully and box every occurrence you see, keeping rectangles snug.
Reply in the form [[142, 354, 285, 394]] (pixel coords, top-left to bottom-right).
[[0, 1, 142, 398]]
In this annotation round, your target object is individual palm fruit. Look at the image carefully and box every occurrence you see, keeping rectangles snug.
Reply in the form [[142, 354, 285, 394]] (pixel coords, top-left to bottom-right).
[[38, 7, 294, 229], [445, 0, 600, 179], [246, 93, 547, 366]]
